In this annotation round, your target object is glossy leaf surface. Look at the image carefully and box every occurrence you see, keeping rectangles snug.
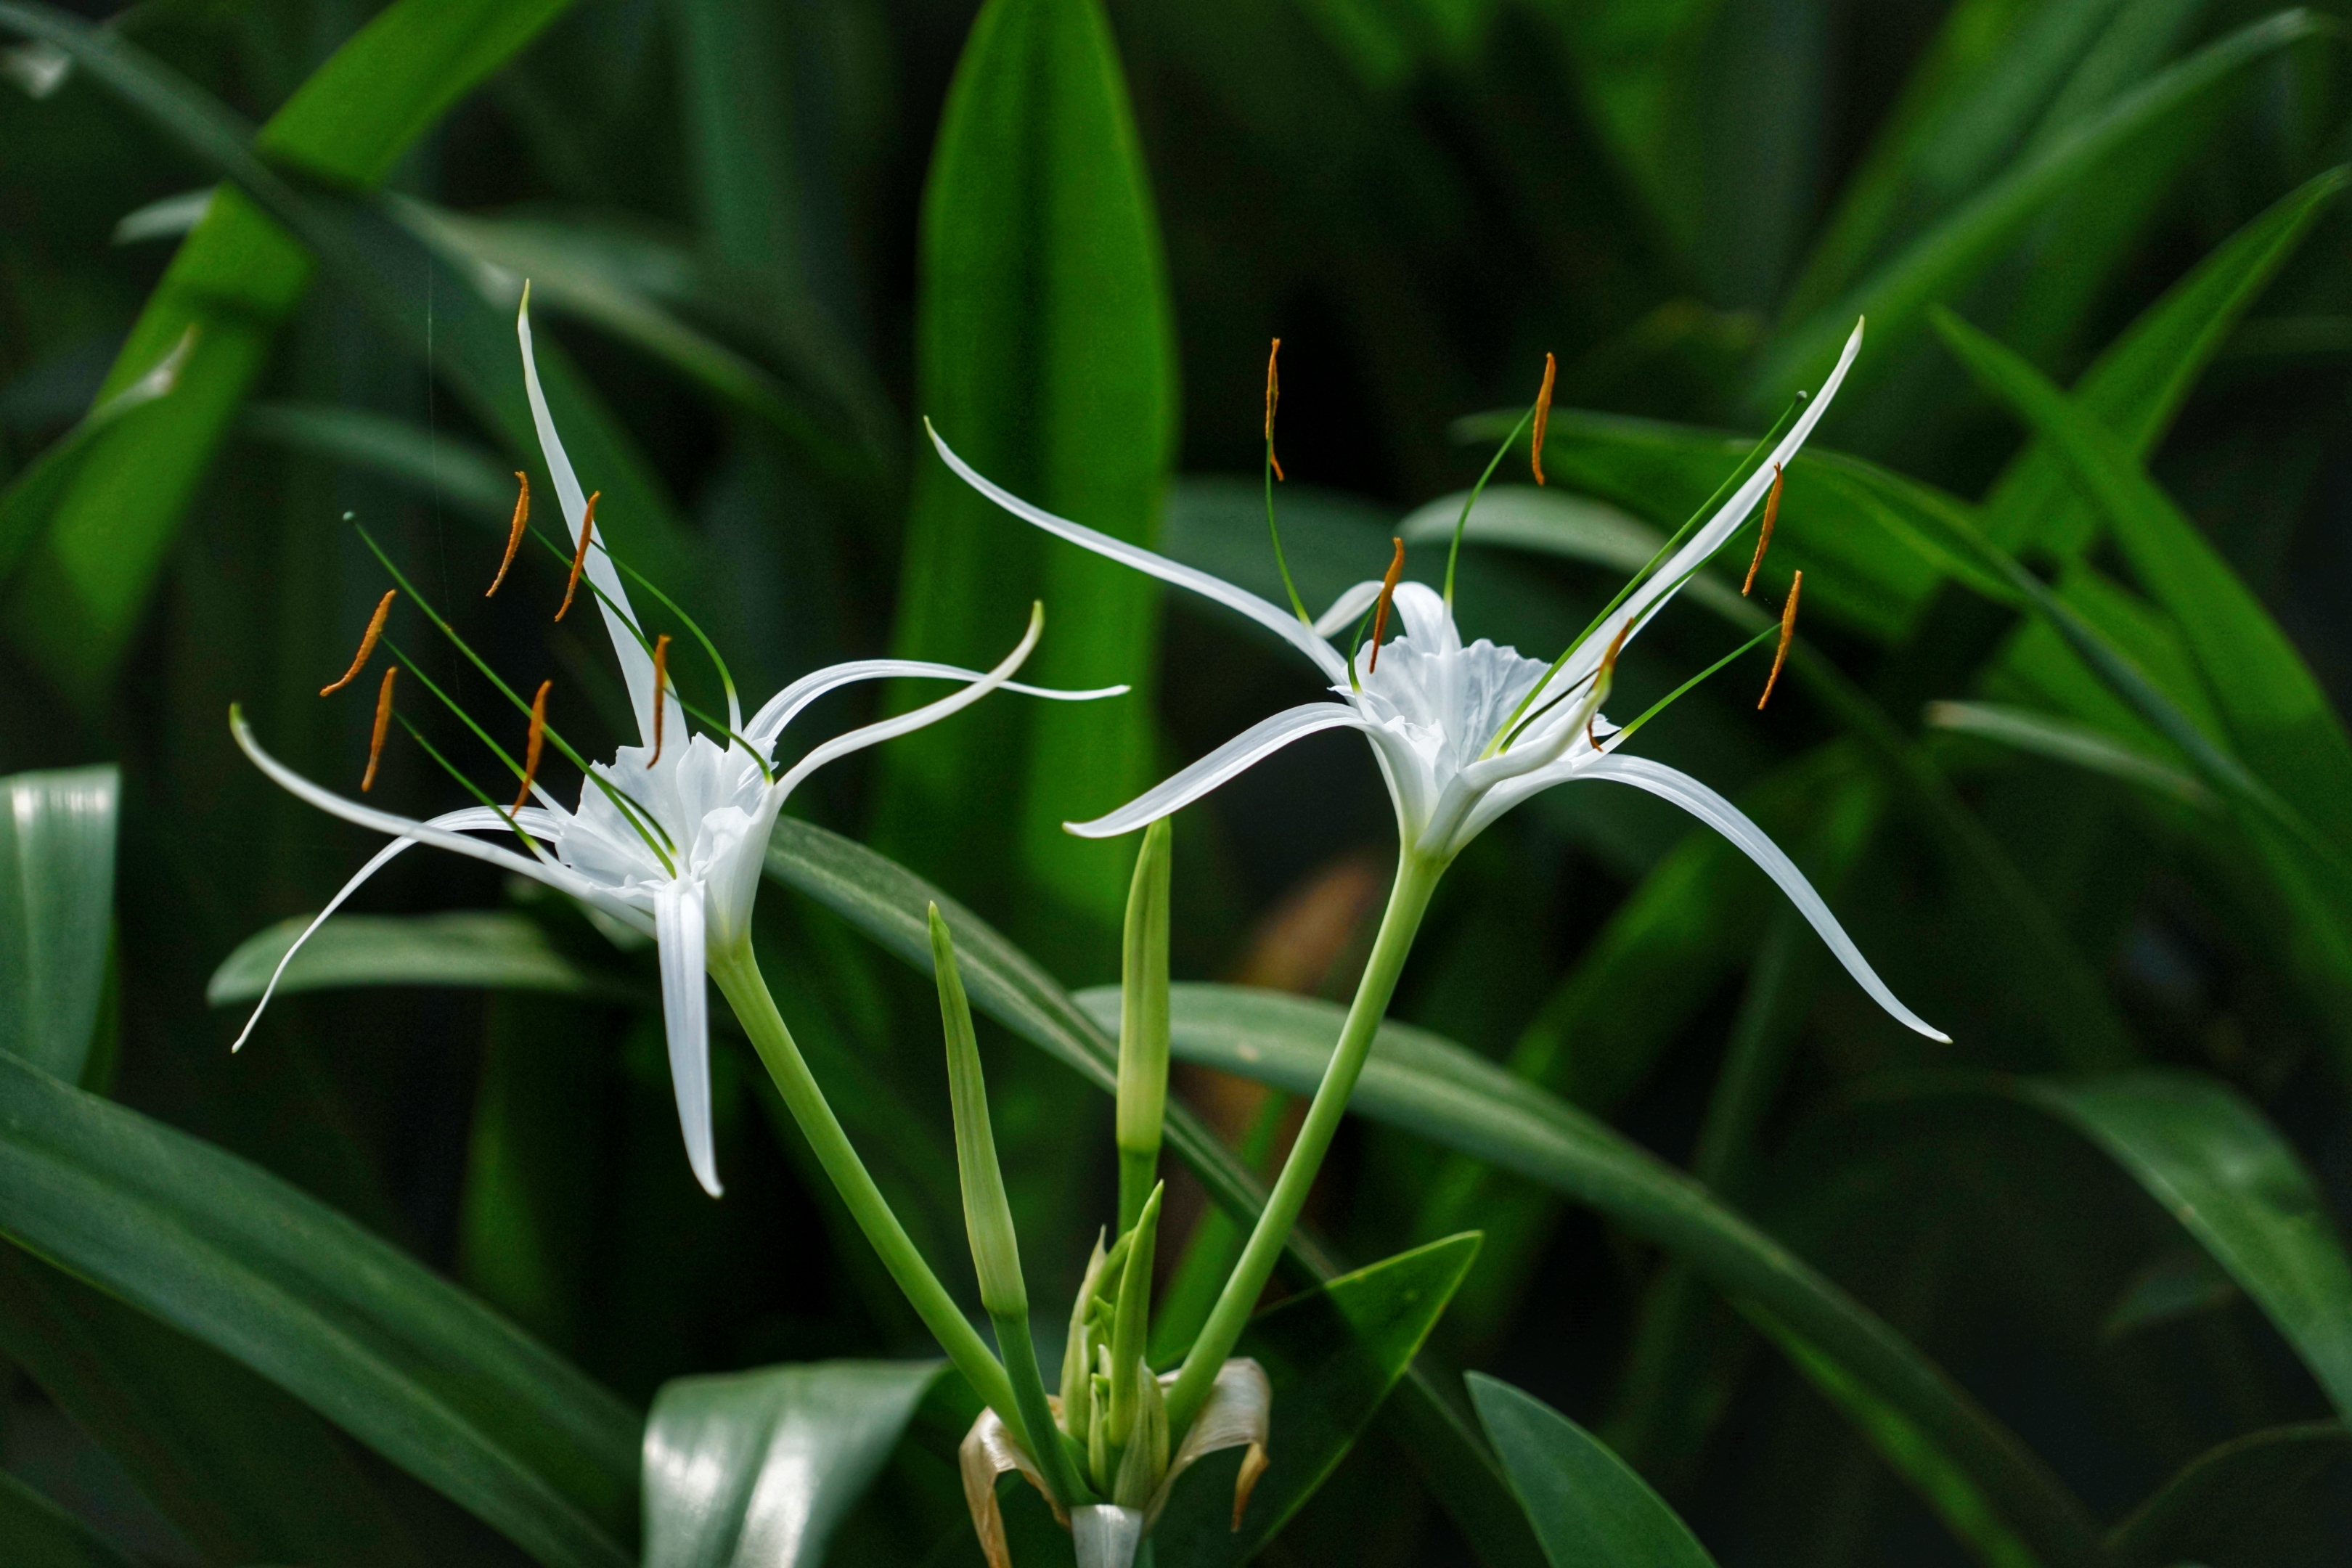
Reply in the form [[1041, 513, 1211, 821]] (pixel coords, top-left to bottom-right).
[[1469, 1373, 1717, 1568], [0, 764, 116, 1082]]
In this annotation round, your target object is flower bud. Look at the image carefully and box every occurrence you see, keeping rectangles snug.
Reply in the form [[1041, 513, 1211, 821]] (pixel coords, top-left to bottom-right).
[[1116, 820, 1172, 1231], [931, 904, 1025, 1318]]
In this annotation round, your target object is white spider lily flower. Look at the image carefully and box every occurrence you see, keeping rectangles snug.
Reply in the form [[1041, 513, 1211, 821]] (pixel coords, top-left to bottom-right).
[[230, 301, 1125, 1199], [929, 321, 1944, 1042]]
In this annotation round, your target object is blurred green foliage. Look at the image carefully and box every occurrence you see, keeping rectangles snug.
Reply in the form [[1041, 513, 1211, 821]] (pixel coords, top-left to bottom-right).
[[6, 0, 2352, 1564]]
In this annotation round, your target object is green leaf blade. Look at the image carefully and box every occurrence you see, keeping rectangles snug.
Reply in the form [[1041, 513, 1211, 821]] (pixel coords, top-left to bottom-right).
[[1469, 1373, 1718, 1568]]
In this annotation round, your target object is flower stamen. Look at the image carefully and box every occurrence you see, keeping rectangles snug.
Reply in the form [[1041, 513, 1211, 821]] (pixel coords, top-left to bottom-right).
[[362, 666, 398, 791], [555, 490, 600, 622], [1758, 570, 1802, 709], [1531, 351, 1555, 486], [321, 589, 396, 696], [1368, 538, 1405, 671], [487, 472, 530, 597], [513, 679, 550, 815], [1741, 463, 1784, 597], [648, 634, 674, 767], [1264, 338, 1284, 483]]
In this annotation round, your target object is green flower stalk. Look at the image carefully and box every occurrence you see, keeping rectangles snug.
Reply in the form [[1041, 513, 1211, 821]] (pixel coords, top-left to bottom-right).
[[1116, 820, 1172, 1232]]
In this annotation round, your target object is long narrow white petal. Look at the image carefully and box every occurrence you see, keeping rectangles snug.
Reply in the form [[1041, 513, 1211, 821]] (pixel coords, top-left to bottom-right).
[[928, 422, 1349, 684], [1585, 754, 1948, 1041], [745, 658, 1127, 751], [226, 806, 568, 1052], [655, 881, 721, 1197], [1311, 580, 1384, 639], [1562, 319, 1863, 688], [1066, 703, 1367, 839], [231, 709, 643, 925], [772, 608, 1047, 796], [518, 292, 659, 745], [1071, 1508, 1146, 1568]]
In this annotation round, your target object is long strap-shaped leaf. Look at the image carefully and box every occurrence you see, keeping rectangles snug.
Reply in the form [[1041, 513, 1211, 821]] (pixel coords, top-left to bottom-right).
[[1063, 982, 2104, 1568], [0, 1051, 640, 1568], [0, 0, 698, 703], [761, 822, 1549, 1568]]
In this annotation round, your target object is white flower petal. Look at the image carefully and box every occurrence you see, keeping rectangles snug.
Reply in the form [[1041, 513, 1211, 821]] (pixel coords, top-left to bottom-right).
[[226, 804, 570, 1051], [1072, 1507, 1146, 1568], [928, 422, 1349, 684], [232, 710, 641, 922], [1311, 580, 1384, 639], [1385, 582, 1458, 654], [746, 658, 1127, 753], [1583, 754, 1948, 1041], [655, 879, 721, 1198], [772, 610, 1046, 797], [1066, 703, 1367, 839], [518, 293, 659, 746], [1560, 319, 1863, 691]]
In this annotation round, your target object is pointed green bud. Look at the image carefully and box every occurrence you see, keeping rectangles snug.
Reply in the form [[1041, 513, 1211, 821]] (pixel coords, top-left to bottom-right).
[[1116, 820, 1173, 1233], [1088, 1368, 1114, 1490], [1062, 1230, 1109, 1450], [1112, 1366, 1169, 1508], [1106, 1183, 1163, 1445], [931, 905, 1025, 1318]]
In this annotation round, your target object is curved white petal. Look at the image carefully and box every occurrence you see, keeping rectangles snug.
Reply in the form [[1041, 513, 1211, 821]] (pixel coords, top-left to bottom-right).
[[928, 422, 1349, 683], [1386, 582, 1458, 654], [1312, 580, 1384, 639], [1066, 703, 1368, 839], [746, 658, 1127, 752], [1559, 319, 1863, 691], [772, 610, 1047, 797], [232, 709, 646, 926], [226, 805, 567, 1052], [655, 880, 721, 1197], [518, 293, 658, 745], [1584, 754, 1948, 1041]]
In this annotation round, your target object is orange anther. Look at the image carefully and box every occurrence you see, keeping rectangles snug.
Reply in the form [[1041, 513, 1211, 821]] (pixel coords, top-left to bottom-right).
[[361, 666, 398, 792], [1532, 352, 1556, 486], [1368, 537, 1405, 671], [1264, 338, 1285, 483], [512, 679, 551, 815], [486, 471, 530, 597], [1741, 463, 1784, 597], [555, 491, 600, 622], [1759, 570, 1802, 710], [647, 634, 674, 768], [321, 589, 396, 696]]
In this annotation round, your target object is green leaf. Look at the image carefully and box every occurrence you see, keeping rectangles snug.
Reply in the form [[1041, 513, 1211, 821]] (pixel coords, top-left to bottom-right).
[[394, 200, 895, 492], [2102, 1421, 2352, 1568], [1934, 307, 2352, 853], [239, 402, 515, 522], [0, 330, 192, 586], [759, 822, 1547, 1568], [0, 0, 579, 697], [1755, 10, 2328, 407], [0, 1050, 640, 1568], [0, 1466, 135, 1568], [206, 912, 621, 1006], [1154, 1233, 1480, 1564], [0, 765, 117, 1083], [1748, 1312, 2043, 1568], [1467, 1373, 1717, 1568], [2015, 1071, 2352, 1420], [0, 1242, 436, 1568], [1981, 166, 2351, 555], [1780, 0, 2133, 327], [1923, 700, 2216, 809], [1064, 982, 2099, 1568], [642, 1360, 945, 1568], [873, 0, 1177, 960]]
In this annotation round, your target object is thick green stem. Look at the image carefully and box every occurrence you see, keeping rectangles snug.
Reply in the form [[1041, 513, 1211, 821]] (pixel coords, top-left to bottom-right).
[[995, 1307, 1094, 1508], [708, 942, 1021, 1426], [1163, 853, 1443, 1434]]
